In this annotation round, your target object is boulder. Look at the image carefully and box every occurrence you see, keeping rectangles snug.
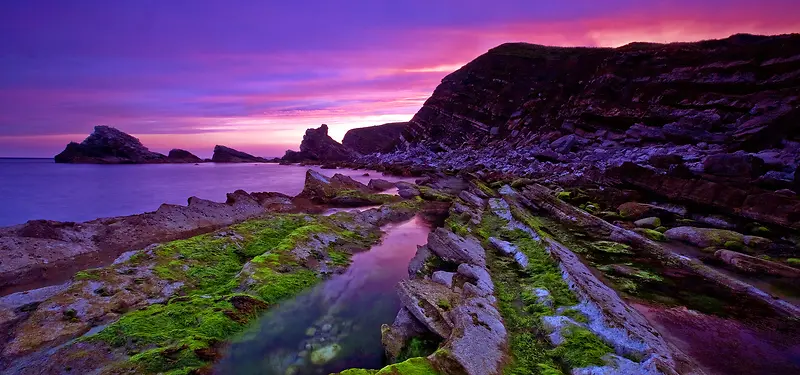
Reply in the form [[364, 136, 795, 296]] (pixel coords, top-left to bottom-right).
[[166, 149, 202, 163], [54, 126, 167, 164], [396, 279, 459, 339], [702, 153, 765, 178], [368, 178, 396, 191], [211, 145, 268, 163], [429, 297, 507, 375], [342, 122, 407, 154], [396, 182, 421, 199], [634, 217, 661, 229], [296, 170, 371, 203], [426, 228, 487, 267], [381, 307, 430, 359], [714, 250, 800, 278], [664, 227, 744, 248]]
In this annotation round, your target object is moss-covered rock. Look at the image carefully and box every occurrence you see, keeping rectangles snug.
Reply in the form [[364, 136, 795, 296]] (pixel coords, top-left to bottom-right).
[[590, 241, 633, 255], [663, 226, 744, 248], [634, 228, 667, 242], [337, 357, 438, 375]]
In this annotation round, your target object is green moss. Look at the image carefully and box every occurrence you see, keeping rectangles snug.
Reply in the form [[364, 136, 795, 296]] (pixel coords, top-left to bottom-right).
[[637, 228, 667, 242], [723, 241, 746, 252], [328, 250, 352, 266], [418, 186, 454, 202], [590, 241, 633, 255], [549, 327, 612, 368], [654, 226, 668, 233], [787, 258, 800, 266], [335, 190, 400, 204], [74, 269, 101, 281], [473, 180, 498, 197], [436, 299, 451, 311], [561, 308, 589, 324], [339, 357, 438, 375], [397, 337, 440, 363], [556, 191, 572, 201], [252, 268, 319, 305], [445, 216, 471, 237], [751, 226, 770, 236]]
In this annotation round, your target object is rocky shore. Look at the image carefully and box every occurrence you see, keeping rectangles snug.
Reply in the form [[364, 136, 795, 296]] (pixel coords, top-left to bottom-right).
[[5, 33, 799, 375]]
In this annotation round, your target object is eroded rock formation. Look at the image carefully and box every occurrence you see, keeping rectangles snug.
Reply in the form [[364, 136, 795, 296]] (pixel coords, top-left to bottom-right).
[[283, 124, 358, 163], [54, 126, 168, 164]]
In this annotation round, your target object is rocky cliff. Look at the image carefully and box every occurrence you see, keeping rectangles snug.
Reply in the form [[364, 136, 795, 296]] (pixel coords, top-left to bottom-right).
[[283, 124, 358, 162], [54, 126, 168, 164], [211, 145, 269, 163], [404, 34, 800, 151], [342, 122, 407, 154], [365, 33, 800, 230]]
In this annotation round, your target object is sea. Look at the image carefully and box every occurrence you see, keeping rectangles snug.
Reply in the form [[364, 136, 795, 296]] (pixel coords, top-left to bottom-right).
[[0, 158, 413, 227]]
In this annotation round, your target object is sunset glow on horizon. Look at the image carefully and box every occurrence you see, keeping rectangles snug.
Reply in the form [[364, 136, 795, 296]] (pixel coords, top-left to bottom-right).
[[2, 1, 798, 158]]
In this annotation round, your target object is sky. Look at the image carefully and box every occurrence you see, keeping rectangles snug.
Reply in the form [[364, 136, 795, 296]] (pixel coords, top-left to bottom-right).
[[1, 1, 798, 158]]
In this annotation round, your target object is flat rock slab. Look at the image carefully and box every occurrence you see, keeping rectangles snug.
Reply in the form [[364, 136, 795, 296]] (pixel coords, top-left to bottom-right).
[[426, 228, 486, 267], [396, 279, 459, 339]]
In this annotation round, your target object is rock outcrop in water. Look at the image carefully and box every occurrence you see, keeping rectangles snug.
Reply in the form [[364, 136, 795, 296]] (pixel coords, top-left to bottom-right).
[[342, 122, 407, 154], [54, 126, 168, 164], [166, 148, 202, 163], [283, 124, 358, 163], [211, 145, 269, 163]]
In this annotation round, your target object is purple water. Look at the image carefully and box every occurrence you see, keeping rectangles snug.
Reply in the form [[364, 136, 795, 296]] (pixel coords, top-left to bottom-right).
[[0, 158, 414, 227]]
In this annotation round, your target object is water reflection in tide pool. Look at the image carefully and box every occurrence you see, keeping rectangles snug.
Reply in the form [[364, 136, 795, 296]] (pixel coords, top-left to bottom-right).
[[215, 216, 432, 375]]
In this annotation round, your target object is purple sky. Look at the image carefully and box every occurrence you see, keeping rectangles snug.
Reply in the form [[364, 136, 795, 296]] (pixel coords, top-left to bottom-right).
[[1, 1, 798, 158]]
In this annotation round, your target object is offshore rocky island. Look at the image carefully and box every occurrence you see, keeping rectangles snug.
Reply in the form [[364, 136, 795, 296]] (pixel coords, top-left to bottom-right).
[[2, 33, 800, 375]]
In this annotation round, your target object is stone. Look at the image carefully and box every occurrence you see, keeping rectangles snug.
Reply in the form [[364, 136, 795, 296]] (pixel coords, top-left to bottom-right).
[[429, 297, 507, 375], [458, 190, 486, 208], [541, 315, 583, 346], [426, 228, 487, 267], [296, 170, 371, 203], [408, 245, 433, 276], [381, 308, 430, 359], [54, 126, 167, 164], [551, 134, 579, 153], [432, 271, 455, 288], [342, 122, 406, 154], [396, 182, 421, 199], [310, 343, 341, 365], [166, 149, 203, 163], [664, 227, 744, 248], [488, 237, 529, 268], [532, 287, 554, 308], [715, 250, 800, 278], [367, 179, 395, 191], [396, 279, 459, 339], [703, 153, 765, 178], [457, 264, 494, 296], [211, 145, 269, 163], [634, 217, 661, 229]]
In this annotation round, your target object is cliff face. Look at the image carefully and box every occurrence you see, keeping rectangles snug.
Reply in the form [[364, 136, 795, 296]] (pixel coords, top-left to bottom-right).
[[54, 126, 167, 164], [405, 34, 800, 151], [342, 122, 407, 154]]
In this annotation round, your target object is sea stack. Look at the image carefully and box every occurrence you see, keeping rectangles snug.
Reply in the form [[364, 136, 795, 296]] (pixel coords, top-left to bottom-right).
[[211, 145, 269, 163], [54, 126, 167, 164]]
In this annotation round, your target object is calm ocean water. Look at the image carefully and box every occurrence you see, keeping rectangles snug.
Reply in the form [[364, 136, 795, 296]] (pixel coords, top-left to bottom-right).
[[0, 159, 411, 227]]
